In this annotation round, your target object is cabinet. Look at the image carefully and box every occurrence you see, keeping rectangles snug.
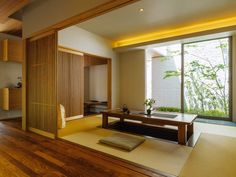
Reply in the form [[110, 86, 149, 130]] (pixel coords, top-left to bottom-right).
[[0, 39, 23, 62], [2, 88, 22, 111]]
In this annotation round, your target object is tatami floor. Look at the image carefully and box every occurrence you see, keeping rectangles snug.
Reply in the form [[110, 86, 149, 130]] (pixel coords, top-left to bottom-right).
[[58, 115, 236, 177]]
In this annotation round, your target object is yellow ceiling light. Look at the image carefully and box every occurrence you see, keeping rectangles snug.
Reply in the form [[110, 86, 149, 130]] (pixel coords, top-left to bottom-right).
[[139, 8, 144, 12], [113, 16, 236, 48]]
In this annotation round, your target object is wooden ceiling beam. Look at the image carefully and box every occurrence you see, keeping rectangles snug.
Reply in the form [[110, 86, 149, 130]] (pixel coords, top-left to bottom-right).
[[0, 0, 29, 21], [0, 0, 29, 36]]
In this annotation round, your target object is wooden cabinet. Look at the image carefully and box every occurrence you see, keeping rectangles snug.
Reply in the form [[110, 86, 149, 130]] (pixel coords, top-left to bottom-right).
[[2, 88, 22, 111], [0, 39, 23, 62]]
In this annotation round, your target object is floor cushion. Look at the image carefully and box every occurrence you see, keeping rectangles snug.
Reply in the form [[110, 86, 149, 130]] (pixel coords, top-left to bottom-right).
[[99, 133, 145, 151]]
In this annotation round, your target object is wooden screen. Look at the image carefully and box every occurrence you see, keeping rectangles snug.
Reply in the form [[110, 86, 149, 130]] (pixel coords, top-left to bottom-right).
[[27, 32, 57, 134], [58, 50, 84, 117]]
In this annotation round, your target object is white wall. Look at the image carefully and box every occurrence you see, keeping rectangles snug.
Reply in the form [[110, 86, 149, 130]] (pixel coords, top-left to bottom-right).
[[0, 33, 22, 109], [89, 64, 107, 102], [119, 50, 145, 110], [22, 0, 109, 37], [151, 57, 181, 108], [58, 26, 119, 107]]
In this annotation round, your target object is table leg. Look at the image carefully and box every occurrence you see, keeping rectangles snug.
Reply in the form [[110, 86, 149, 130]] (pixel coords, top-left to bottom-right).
[[120, 117, 124, 123], [102, 113, 108, 128], [187, 123, 194, 139], [178, 124, 187, 145]]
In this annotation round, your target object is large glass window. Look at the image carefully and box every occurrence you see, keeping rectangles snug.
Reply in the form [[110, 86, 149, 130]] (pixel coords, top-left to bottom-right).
[[146, 37, 231, 119], [183, 38, 230, 118]]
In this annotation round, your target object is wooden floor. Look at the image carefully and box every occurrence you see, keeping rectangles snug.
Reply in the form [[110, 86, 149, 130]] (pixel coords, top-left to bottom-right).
[[0, 119, 166, 177]]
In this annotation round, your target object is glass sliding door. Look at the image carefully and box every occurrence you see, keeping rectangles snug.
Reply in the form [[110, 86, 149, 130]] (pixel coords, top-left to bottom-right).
[[183, 38, 231, 119]]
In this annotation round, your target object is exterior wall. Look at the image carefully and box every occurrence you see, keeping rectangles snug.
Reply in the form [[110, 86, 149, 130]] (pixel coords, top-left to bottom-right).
[[151, 57, 181, 108]]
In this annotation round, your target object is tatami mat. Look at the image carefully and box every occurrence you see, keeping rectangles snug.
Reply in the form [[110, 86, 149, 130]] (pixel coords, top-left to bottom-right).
[[180, 133, 236, 177], [60, 116, 192, 176]]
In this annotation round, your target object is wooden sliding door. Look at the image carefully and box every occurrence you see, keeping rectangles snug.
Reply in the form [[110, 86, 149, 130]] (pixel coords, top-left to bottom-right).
[[27, 32, 57, 137], [58, 48, 84, 117]]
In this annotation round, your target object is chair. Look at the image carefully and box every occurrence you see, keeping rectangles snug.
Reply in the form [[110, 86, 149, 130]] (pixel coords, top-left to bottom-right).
[[57, 104, 83, 129]]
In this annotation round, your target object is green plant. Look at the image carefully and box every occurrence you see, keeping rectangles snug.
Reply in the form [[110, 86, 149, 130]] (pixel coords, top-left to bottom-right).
[[162, 38, 229, 118], [157, 107, 181, 112], [144, 98, 156, 111]]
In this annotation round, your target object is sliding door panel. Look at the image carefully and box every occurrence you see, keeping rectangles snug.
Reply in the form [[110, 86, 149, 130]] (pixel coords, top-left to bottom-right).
[[58, 50, 84, 117], [27, 32, 57, 134]]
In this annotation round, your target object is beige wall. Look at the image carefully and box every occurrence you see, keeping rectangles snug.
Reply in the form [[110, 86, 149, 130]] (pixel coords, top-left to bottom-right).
[[84, 65, 108, 102], [0, 33, 22, 109], [22, 0, 110, 37], [119, 50, 145, 110], [58, 26, 119, 107], [89, 64, 108, 102]]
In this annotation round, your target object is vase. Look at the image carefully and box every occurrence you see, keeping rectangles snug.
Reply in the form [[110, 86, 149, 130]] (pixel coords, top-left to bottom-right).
[[147, 109, 151, 115]]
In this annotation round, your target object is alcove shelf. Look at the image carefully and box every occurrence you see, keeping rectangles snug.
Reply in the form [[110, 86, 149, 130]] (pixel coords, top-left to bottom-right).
[[2, 88, 22, 111], [0, 39, 23, 63]]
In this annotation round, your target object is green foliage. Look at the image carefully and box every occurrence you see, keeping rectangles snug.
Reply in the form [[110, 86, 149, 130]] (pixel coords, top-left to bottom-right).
[[161, 39, 229, 117], [185, 109, 227, 117], [163, 70, 181, 79], [156, 107, 181, 112], [157, 107, 227, 117]]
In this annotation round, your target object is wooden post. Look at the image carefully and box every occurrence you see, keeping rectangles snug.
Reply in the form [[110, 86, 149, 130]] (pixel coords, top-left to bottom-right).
[[178, 124, 187, 145], [187, 123, 194, 139], [102, 113, 108, 128]]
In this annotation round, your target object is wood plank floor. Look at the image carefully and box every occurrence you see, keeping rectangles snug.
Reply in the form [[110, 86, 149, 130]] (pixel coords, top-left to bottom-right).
[[0, 119, 167, 177]]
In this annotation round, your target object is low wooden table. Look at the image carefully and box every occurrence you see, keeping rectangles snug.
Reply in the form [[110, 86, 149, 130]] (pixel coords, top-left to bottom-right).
[[101, 109, 197, 145]]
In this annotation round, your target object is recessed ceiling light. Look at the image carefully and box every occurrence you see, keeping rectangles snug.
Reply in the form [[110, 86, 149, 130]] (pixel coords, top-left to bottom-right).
[[139, 8, 144, 12]]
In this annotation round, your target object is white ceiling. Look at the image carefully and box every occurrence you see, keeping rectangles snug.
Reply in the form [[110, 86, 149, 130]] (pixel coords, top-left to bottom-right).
[[77, 0, 236, 41]]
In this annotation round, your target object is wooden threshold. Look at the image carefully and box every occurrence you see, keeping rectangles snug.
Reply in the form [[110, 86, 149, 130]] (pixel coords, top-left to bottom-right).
[[28, 127, 55, 139]]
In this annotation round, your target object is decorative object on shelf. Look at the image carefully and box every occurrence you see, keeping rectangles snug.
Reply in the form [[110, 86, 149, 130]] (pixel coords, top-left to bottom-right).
[[144, 98, 156, 115], [16, 76, 22, 88], [0, 39, 23, 62], [122, 104, 130, 114]]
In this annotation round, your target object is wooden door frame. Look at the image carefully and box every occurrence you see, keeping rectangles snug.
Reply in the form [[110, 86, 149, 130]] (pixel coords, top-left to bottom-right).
[[24, 30, 58, 138], [58, 46, 112, 110], [22, 0, 137, 131], [84, 52, 112, 110]]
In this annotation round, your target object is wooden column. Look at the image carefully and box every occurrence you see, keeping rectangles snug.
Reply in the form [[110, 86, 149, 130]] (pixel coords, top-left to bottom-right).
[[178, 124, 187, 145], [102, 113, 108, 128]]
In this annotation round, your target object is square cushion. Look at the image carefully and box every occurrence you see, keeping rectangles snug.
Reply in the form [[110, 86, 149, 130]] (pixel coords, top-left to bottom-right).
[[99, 133, 145, 151]]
